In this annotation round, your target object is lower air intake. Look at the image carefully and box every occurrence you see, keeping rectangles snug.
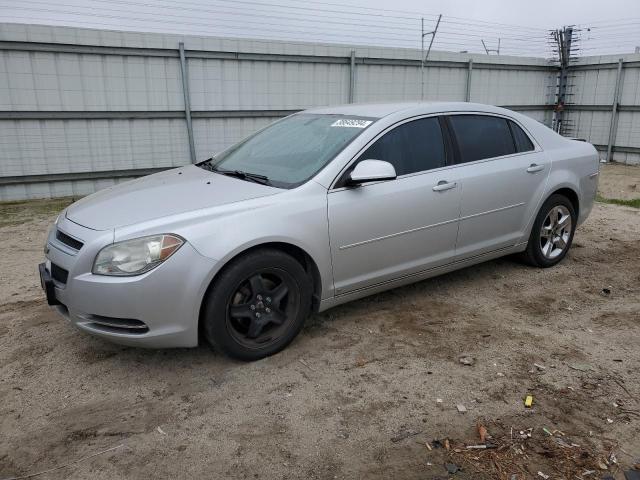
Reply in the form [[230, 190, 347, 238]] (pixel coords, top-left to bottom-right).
[[84, 314, 149, 334]]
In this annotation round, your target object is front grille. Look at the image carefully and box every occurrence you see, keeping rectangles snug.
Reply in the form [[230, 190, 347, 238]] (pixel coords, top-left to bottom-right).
[[56, 229, 84, 250], [51, 263, 69, 284], [85, 314, 149, 334]]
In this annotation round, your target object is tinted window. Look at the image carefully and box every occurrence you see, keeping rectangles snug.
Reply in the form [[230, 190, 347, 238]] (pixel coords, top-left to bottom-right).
[[359, 117, 446, 176], [509, 120, 535, 153], [449, 115, 516, 163]]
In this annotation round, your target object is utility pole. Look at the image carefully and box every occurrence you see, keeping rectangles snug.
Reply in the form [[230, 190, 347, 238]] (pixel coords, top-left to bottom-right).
[[421, 14, 441, 100], [551, 26, 575, 134]]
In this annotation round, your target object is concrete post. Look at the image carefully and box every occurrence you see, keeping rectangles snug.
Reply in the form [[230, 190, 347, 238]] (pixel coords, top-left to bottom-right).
[[179, 42, 197, 164], [349, 50, 356, 104], [465, 59, 473, 102], [606, 58, 624, 162]]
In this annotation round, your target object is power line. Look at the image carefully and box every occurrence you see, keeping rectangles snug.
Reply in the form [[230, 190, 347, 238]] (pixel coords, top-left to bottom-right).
[[6, 0, 551, 43], [1, 5, 552, 55], [0, 0, 558, 56]]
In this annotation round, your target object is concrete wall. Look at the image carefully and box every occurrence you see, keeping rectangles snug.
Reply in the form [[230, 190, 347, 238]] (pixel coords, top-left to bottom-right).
[[0, 23, 606, 200]]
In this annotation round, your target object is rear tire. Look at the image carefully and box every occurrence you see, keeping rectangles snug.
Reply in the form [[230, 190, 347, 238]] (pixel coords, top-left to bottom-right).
[[521, 194, 576, 268], [202, 249, 312, 361]]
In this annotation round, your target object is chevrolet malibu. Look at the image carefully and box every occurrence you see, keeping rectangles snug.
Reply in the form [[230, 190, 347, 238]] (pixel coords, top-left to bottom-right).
[[39, 102, 599, 360]]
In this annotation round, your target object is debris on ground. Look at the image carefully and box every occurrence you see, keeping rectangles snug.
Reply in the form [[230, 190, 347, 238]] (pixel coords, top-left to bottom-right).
[[459, 355, 475, 366], [431, 439, 445, 449], [465, 443, 497, 449], [390, 427, 422, 443], [624, 469, 640, 480], [477, 422, 488, 443], [569, 364, 593, 372], [524, 395, 534, 408], [457, 404, 467, 413], [438, 419, 623, 479], [518, 428, 533, 439], [445, 462, 460, 474]]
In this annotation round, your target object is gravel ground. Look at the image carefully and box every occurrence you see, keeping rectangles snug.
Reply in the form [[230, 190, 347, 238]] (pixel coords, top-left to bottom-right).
[[0, 163, 639, 479]]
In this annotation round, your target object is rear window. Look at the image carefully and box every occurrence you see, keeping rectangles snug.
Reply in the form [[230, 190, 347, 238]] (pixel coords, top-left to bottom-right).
[[449, 115, 516, 163], [509, 120, 535, 153]]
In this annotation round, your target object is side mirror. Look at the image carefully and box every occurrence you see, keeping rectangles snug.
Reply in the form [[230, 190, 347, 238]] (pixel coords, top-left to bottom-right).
[[348, 159, 397, 185]]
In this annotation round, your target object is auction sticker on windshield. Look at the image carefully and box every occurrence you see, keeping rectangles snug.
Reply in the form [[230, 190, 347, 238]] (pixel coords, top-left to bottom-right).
[[331, 119, 373, 128]]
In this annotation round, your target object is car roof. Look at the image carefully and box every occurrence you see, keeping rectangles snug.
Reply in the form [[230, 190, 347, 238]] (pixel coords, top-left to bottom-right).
[[303, 101, 517, 119]]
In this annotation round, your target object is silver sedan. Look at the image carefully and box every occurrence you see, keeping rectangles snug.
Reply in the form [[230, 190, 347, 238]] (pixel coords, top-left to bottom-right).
[[39, 102, 599, 360]]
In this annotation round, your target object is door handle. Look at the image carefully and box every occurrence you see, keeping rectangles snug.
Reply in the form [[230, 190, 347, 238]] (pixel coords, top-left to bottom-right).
[[526, 163, 544, 173], [432, 180, 457, 192]]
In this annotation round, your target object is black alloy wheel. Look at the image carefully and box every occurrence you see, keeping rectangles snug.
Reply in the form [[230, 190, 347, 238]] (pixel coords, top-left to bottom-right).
[[202, 249, 312, 360]]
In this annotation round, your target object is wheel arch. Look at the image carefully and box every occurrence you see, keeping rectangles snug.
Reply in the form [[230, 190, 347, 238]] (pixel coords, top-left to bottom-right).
[[548, 186, 580, 218], [197, 241, 323, 340], [521, 184, 581, 245]]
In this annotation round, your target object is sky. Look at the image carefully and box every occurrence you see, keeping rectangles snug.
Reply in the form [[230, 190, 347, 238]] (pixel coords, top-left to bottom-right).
[[406, 0, 640, 29], [1, 0, 640, 57]]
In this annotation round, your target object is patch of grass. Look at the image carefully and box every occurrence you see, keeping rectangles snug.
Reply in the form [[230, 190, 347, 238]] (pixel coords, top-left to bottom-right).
[[0, 197, 77, 227], [596, 194, 640, 209]]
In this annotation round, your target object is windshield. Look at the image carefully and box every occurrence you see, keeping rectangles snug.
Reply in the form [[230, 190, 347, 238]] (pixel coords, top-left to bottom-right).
[[201, 114, 375, 188]]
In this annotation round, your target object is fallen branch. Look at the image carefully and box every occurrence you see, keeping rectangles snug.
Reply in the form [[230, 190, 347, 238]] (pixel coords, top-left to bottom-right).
[[2, 444, 124, 480]]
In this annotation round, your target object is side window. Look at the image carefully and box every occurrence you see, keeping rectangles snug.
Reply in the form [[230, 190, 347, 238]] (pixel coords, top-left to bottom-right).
[[449, 115, 516, 163], [509, 120, 535, 153], [359, 117, 446, 176]]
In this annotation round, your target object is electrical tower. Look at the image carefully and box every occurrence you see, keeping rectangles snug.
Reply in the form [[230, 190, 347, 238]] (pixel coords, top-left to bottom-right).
[[549, 26, 581, 135], [481, 38, 501, 55]]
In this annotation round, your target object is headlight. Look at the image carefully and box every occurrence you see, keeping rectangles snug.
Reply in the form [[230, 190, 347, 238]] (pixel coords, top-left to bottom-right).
[[92, 234, 184, 276]]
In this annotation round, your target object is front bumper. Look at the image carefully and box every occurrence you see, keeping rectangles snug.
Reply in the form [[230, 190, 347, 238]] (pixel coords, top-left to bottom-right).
[[41, 216, 217, 348]]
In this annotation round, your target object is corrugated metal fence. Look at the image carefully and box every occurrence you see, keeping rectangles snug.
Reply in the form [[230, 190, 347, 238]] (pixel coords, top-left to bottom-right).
[[0, 23, 639, 201]]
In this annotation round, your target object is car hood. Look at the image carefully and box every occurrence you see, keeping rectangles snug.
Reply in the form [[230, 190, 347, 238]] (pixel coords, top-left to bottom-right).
[[65, 165, 283, 230]]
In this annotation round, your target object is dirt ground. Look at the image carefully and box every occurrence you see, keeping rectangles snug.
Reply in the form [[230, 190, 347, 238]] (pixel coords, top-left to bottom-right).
[[597, 162, 640, 201], [1, 163, 639, 480]]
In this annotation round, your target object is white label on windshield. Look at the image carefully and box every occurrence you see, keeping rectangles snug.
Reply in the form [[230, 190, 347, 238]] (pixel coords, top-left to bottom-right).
[[331, 119, 372, 128]]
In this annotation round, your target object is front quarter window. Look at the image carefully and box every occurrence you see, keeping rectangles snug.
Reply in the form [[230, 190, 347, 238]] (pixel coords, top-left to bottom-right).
[[201, 114, 374, 188]]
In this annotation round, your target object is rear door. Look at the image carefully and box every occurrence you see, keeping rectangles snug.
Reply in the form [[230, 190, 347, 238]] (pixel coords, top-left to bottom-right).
[[447, 114, 550, 259], [327, 116, 461, 295]]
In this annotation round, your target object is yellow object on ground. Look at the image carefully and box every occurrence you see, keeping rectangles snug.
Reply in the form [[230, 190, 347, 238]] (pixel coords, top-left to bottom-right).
[[525, 395, 534, 408]]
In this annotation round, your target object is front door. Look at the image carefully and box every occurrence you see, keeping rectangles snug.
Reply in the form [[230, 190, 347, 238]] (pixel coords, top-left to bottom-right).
[[327, 116, 461, 295]]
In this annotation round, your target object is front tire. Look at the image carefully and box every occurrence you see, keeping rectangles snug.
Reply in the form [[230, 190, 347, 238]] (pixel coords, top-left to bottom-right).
[[522, 194, 576, 268], [202, 249, 312, 361]]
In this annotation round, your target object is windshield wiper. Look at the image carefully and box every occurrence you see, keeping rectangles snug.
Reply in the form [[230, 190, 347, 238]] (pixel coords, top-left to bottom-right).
[[197, 157, 216, 171], [214, 168, 271, 186]]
